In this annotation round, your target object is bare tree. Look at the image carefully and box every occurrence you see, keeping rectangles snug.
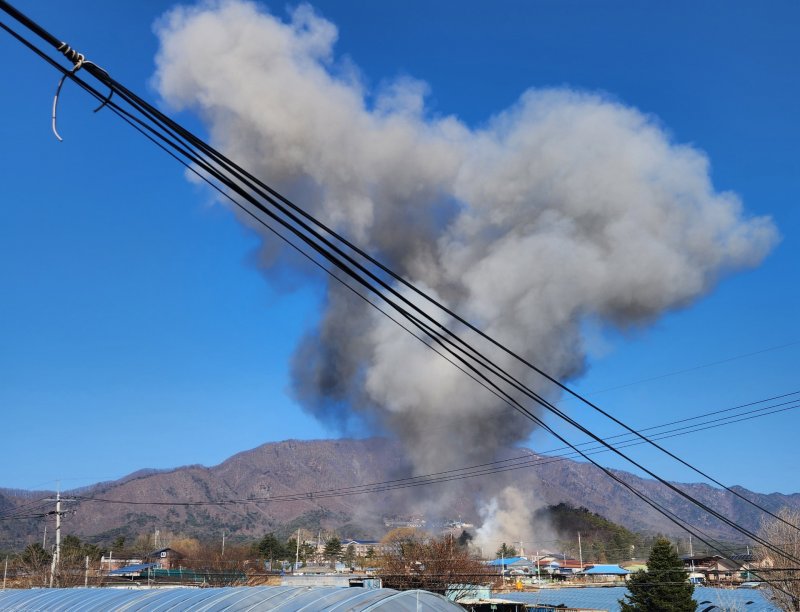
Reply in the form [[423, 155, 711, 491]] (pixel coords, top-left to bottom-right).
[[17, 543, 51, 588], [180, 541, 251, 586], [377, 531, 499, 598], [758, 508, 800, 611]]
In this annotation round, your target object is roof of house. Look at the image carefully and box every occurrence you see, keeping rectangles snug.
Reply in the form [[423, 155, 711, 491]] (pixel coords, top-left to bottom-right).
[[147, 547, 182, 557], [107, 562, 158, 575], [581, 564, 630, 575], [682, 555, 741, 569], [555, 559, 584, 568], [486, 556, 528, 566]]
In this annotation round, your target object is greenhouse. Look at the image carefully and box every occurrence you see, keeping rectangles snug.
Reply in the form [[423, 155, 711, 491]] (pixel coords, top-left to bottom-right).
[[0, 585, 463, 611]]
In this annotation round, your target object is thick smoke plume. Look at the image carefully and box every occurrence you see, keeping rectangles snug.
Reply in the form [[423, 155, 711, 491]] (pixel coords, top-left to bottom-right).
[[154, 1, 777, 525], [474, 487, 547, 558]]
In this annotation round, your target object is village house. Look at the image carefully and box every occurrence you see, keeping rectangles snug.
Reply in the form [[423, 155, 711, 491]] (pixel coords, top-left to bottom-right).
[[486, 556, 537, 576], [341, 539, 389, 559], [546, 558, 586, 578], [146, 547, 184, 570], [99, 550, 143, 572], [682, 554, 742, 583], [577, 564, 630, 583]]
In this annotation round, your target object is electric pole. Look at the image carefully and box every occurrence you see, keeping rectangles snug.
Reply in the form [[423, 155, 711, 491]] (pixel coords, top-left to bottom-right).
[[49, 490, 62, 588], [578, 532, 583, 569], [295, 528, 301, 571]]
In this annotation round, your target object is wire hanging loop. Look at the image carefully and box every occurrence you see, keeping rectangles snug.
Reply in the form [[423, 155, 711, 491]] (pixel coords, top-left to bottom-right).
[[51, 41, 114, 142]]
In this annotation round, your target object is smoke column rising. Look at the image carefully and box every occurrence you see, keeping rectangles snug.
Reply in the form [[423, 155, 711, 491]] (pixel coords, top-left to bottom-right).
[[153, 1, 777, 508]]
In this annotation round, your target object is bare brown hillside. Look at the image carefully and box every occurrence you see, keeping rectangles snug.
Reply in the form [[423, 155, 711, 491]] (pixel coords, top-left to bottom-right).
[[1, 438, 798, 549]]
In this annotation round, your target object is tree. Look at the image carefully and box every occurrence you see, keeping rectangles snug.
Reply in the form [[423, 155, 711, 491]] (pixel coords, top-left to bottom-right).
[[301, 542, 316, 565], [620, 537, 695, 612], [496, 542, 518, 558], [323, 537, 342, 562], [110, 535, 126, 553], [757, 508, 800, 611], [378, 533, 499, 597], [20, 542, 51, 566], [56, 534, 104, 587], [284, 538, 314, 566], [253, 533, 285, 562], [181, 540, 251, 586], [344, 543, 356, 567], [591, 540, 609, 563], [18, 543, 51, 587]]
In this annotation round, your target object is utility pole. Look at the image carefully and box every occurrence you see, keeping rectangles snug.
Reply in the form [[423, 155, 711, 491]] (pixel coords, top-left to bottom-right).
[[84, 555, 89, 588], [3, 555, 7, 590], [221, 530, 226, 557], [49, 489, 62, 588], [42, 525, 47, 549], [295, 528, 301, 572], [578, 532, 583, 569]]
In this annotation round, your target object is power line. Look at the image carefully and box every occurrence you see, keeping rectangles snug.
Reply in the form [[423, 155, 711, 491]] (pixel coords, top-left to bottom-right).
[[0, 2, 797, 575], [68, 391, 798, 507], [0, 14, 780, 561]]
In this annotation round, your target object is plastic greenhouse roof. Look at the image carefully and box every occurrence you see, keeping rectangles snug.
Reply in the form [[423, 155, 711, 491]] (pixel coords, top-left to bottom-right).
[[0, 585, 463, 611], [494, 586, 779, 612]]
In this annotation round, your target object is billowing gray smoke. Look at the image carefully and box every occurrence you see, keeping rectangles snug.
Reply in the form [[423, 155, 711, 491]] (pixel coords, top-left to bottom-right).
[[154, 1, 777, 487]]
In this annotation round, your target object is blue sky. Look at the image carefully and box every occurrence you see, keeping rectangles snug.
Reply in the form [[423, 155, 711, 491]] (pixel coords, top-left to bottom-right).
[[0, 1, 798, 495]]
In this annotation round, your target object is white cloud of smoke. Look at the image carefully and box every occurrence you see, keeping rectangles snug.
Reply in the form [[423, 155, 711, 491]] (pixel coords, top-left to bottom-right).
[[474, 487, 546, 557], [153, 1, 778, 525]]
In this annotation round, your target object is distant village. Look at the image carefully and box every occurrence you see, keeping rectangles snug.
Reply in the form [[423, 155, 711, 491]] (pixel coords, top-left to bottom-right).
[[1, 507, 776, 612]]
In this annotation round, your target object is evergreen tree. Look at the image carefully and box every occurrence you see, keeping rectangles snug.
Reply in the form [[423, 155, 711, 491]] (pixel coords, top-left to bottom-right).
[[20, 542, 51, 568], [496, 542, 518, 558], [111, 535, 126, 552], [620, 537, 696, 612], [344, 543, 356, 567], [323, 537, 343, 561], [254, 532, 285, 561]]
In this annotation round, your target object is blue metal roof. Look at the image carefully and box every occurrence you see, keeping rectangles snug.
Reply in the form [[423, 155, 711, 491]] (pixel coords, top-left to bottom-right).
[[0, 586, 463, 611], [486, 556, 526, 566], [581, 564, 630, 575]]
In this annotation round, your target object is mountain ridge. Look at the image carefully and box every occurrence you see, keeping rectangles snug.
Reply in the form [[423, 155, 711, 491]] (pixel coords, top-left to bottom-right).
[[1, 438, 797, 549]]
